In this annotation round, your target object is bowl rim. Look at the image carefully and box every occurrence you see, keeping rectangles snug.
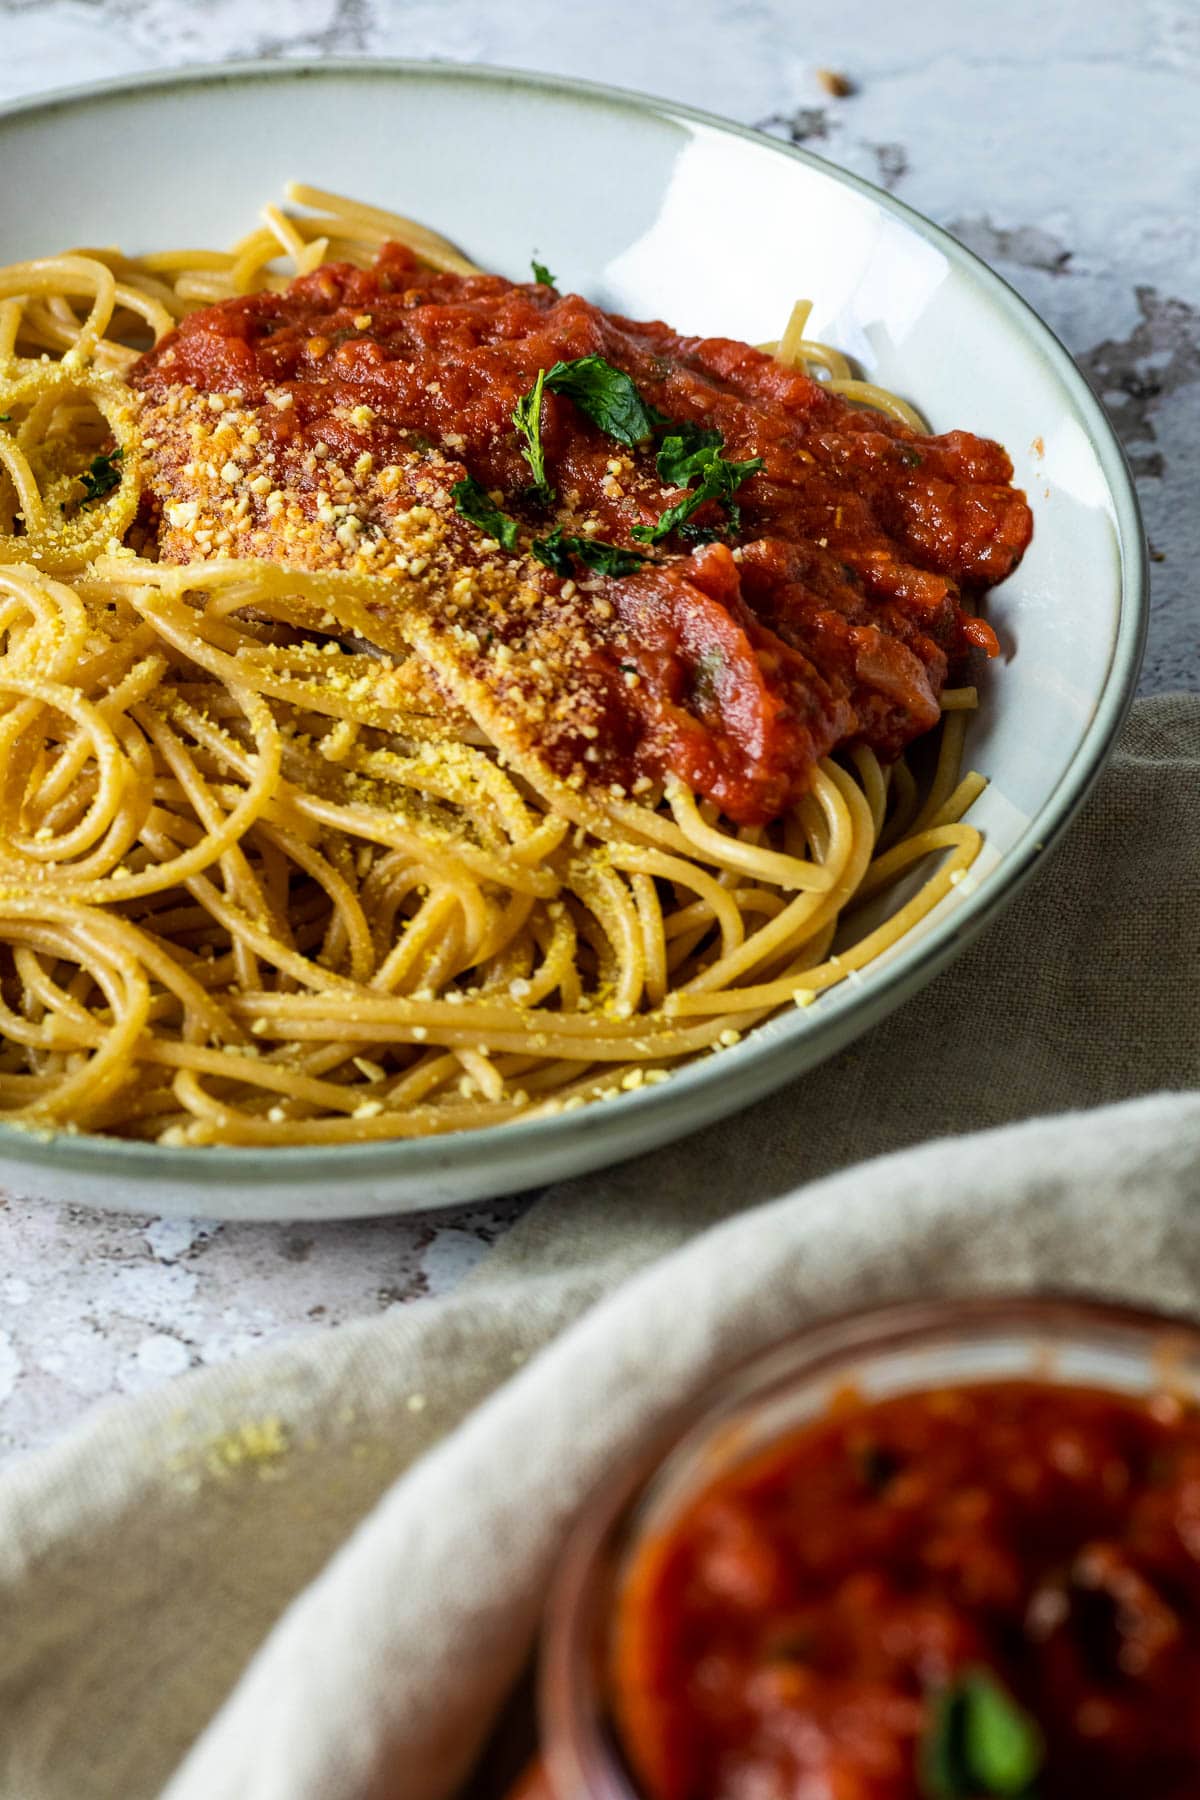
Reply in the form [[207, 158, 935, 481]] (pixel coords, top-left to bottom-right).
[[0, 57, 1148, 1194]]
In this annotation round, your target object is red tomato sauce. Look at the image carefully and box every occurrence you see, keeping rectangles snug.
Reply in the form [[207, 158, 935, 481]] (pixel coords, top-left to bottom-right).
[[131, 248, 1031, 824], [608, 1381, 1200, 1799]]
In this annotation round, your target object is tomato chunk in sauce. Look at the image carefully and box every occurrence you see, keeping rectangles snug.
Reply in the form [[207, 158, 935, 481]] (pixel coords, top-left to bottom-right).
[[131, 248, 1031, 824], [610, 1381, 1200, 1800]]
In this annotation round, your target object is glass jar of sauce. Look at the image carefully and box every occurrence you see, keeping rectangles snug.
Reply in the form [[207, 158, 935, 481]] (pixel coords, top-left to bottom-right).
[[507, 1296, 1200, 1800]]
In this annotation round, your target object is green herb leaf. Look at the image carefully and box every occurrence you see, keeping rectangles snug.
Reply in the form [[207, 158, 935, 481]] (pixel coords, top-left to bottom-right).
[[79, 445, 123, 504], [531, 525, 647, 579], [655, 421, 724, 489], [572, 536, 648, 577], [531, 258, 557, 288], [919, 1671, 1043, 1799], [632, 449, 763, 545], [529, 523, 573, 577], [0, 414, 10, 423], [921, 1686, 966, 1800], [965, 1676, 1044, 1794], [451, 475, 520, 552], [542, 355, 666, 447], [512, 368, 552, 502]]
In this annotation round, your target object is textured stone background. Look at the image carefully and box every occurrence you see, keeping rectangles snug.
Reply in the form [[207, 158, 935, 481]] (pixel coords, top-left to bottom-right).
[[0, 0, 1194, 1455]]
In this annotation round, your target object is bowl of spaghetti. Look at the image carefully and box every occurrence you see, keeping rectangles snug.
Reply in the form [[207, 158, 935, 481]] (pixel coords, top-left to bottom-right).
[[0, 63, 1145, 1217]]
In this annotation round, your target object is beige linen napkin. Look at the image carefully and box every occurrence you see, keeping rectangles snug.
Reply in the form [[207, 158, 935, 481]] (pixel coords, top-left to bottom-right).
[[0, 694, 1198, 1800]]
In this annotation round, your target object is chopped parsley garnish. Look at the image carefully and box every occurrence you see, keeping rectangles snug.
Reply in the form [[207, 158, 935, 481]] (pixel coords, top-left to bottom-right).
[[529, 524, 574, 577], [491, 374, 761, 565], [79, 445, 123, 503], [542, 355, 666, 448], [529, 525, 574, 577], [918, 1671, 1043, 1799], [531, 257, 557, 288], [531, 525, 647, 579], [451, 475, 520, 551], [515, 357, 759, 530], [654, 421, 724, 488], [572, 536, 649, 577], [512, 356, 666, 500], [512, 368, 552, 501], [632, 432, 763, 545], [0, 414, 10, 423]]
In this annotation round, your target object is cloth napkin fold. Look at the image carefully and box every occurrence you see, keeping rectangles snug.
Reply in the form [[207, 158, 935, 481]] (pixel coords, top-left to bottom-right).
[[0, 694, 1198, 1800]]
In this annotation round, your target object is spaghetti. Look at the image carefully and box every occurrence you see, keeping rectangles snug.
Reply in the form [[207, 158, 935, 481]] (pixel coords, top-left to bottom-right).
[[0, 187, 1030, 1145]]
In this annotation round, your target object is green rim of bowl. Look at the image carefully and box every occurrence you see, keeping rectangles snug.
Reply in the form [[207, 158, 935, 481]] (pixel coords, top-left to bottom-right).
[[0, 58, 1148, 1194]]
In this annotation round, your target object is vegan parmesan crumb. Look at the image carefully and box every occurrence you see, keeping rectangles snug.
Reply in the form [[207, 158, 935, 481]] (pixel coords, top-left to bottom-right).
[[206, 1416, 290, 1478]]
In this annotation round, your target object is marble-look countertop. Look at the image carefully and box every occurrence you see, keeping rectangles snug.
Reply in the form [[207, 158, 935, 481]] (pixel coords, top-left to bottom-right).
[[1, 0, 1196, 1456]]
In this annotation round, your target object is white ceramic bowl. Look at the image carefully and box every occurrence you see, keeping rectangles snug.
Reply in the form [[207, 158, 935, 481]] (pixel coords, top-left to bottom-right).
[[0, 62, 1145, 1219]]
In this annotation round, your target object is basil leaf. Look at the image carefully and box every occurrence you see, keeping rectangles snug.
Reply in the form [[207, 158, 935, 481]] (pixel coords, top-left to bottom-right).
[[919, 1671, 1043, 1799], [964, 1674, 1043, 1794], [512, 368, 552, 502], [631, 451, 763, 545], [542, 355, 666, 447], [655, 421, 723, 489], [531, 258, 557, 288], [451, 475, 520, 552], [531, 525, 647, 579], [80, 445, 123, 503]]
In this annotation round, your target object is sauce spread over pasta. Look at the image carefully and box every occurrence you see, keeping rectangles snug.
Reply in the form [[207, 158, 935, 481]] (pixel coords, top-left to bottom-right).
[[131, 247, 1030, 825], [611, 1381, 1200, 1800]]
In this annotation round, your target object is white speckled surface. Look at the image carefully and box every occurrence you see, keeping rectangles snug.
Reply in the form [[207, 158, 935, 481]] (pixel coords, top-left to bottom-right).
[[1, 0, 1196, 1457]]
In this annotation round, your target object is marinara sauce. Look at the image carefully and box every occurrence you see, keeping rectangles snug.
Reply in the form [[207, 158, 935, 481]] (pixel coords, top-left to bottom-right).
[[502, 1304, 1200, 1800], [131, 248, 1032, 824], [608, 1380, 1200, 1800]]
